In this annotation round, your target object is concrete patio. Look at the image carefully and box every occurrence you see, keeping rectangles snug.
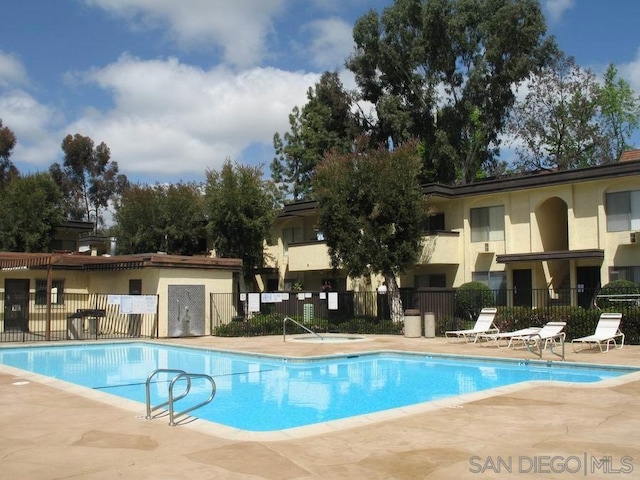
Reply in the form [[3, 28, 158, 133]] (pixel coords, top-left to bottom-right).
[[1, 335, 639, 479]]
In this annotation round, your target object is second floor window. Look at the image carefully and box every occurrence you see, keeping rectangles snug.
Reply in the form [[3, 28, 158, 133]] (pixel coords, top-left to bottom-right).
[[606, 190, 640, 232], [282, 226, 303, 244], [470, 205, 504, 242], [424, 212, 445, 232]]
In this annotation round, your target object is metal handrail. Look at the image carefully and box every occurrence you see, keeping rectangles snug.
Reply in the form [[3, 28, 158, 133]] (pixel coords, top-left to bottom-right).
[[168, 372, 216, 427], [283, 316, 323, 342], [145, 369, 190, 420], [145, 369, 216, 426], [595, 293, 640, 309]]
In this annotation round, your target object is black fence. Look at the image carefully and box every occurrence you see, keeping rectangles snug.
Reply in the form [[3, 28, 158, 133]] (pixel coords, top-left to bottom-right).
[[210, 288, 640, 344], [2, 288, 637, 344], [0, 292, 158, 343]]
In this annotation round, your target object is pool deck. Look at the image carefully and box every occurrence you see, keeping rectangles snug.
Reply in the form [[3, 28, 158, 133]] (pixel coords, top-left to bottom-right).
[[1, 335, 639, 479]]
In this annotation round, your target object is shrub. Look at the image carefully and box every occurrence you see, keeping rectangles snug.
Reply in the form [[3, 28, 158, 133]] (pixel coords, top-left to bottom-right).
[[455, 281, 494, 322]]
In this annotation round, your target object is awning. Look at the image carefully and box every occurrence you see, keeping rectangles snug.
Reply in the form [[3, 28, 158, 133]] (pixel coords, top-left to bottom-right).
[[496, 249, 604, 264]]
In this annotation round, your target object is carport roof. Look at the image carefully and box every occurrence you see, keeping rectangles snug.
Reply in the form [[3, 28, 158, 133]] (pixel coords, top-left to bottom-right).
[[0, 252, 242, 272]]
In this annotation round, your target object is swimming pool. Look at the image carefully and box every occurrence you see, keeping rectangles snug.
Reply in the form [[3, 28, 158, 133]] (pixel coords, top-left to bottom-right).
[[0, 342, 636, 433]]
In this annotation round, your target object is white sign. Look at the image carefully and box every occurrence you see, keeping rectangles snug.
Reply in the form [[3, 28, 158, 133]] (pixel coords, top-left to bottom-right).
[[120, 295, 157, 314], [248, 293, 261, 312], [328, 292, 338, 310], [261, 293, 284, 303]]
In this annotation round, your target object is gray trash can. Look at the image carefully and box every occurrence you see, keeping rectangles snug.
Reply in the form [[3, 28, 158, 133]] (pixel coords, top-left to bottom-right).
[[404, 309, 422, 337], [424, 312, 436, 338]]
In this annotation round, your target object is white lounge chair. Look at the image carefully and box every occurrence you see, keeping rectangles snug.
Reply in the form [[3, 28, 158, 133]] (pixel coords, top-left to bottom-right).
[[477, 326, 542, 348], [572, 313, 624, 353], [445, 308, 498, 343], [510, 321, 567, 359]]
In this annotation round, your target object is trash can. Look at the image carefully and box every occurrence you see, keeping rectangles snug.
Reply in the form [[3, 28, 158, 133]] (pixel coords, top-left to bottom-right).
[[404, 309, 422, 338], [424, 312, 436, 338], [67, 313, 84, 340]]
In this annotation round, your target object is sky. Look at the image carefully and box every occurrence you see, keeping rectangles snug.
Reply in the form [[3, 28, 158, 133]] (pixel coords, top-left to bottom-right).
[[2, 0, 640, 185]]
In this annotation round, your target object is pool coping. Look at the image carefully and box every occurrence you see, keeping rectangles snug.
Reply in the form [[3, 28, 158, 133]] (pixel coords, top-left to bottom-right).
[[2, 339, 640, 442]]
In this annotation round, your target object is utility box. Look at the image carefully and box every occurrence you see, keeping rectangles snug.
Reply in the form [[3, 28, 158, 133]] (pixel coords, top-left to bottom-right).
[[303, 303, 314, 322]]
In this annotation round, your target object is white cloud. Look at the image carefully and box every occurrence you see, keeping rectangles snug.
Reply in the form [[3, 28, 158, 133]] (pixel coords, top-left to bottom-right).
[[0, 90, 63, 167], [618, 47, 640, 97], [304, 17, 355, 70], [63, 55, 319, 179], [83, 0, 286, 68], [0, 50, 28, 87], [543, 0, 575, 23]]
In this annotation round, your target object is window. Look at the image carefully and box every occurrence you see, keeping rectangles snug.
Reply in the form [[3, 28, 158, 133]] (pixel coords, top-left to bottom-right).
[[35, 279, 64, 305], [472, 271, 507, 305], [282, 226, 303, 244], [470, 205, 504, 242], [609, 266, 640, 286], [415, 274, 446, 288], [424, 212, 445, 232], [473, 271, 506, 291], [266, 278, 279, 291], [129, 279, 142, 295], [50, 239, 77, 251], [606, 190, 640, 232], [282, 226, 303, 253]]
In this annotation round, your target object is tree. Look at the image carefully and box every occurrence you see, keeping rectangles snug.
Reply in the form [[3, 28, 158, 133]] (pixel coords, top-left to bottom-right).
[[312, 139, 429, 322], [272, 106, 306, 201], [0, 173, 64, 252], [347, 0, 555, 184], [113, 182, 206, 255], [598, 64, 640, 162], [272, 71, 359, 200], [205, 160, 278, 288], [50, 133, 128, 230], [0, 120, 19, 190], [509, 54, 610, 171]]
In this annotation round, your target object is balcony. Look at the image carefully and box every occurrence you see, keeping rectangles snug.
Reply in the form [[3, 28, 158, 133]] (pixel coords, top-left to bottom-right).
[[286, 241, 332, 271], [419, 231, 461, 264]]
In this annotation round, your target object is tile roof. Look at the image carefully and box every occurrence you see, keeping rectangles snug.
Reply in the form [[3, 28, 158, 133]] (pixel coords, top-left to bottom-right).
[[620, 149, 640, 162]]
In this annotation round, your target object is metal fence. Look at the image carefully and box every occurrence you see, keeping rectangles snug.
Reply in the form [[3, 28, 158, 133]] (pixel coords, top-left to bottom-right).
[[0, 292, 158, 343], [210, 288, 640, 344], [2, 288, 637, 344]]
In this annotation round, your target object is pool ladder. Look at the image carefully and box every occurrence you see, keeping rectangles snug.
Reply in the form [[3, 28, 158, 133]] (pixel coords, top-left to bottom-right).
[[145, 369, 216, 427]]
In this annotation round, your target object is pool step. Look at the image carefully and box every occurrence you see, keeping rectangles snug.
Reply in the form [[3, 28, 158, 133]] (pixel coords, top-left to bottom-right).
[[145, 368, 216, 426]]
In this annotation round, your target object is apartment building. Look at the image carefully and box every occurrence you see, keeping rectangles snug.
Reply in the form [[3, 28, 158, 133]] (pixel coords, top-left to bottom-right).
[[261, 154, 640, 308]]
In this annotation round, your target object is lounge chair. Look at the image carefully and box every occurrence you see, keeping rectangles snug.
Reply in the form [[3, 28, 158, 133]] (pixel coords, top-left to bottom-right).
[[477, 326, 542, 348], [445, 308, 498, 343], [572, 313, 624, 353], [510, 321, 567, 359]]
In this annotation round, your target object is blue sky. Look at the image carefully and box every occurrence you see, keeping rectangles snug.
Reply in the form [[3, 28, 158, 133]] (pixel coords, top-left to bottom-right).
[[1, 0, 640, 185]]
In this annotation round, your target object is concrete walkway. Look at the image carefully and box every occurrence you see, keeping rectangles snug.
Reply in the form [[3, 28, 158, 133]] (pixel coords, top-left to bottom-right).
[[1, 335, 639, 479]]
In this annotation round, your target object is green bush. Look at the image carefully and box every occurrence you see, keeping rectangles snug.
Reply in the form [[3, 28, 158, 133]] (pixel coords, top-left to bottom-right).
[[455, 281, 494, 322]]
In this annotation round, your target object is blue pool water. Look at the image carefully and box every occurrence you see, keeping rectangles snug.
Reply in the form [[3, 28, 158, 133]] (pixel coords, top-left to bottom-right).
[[0, 342, 636, 432]]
